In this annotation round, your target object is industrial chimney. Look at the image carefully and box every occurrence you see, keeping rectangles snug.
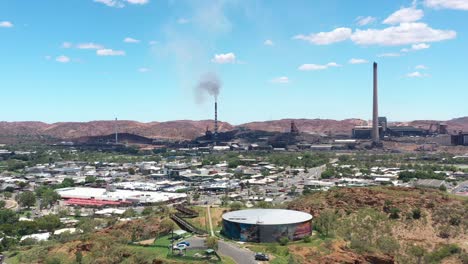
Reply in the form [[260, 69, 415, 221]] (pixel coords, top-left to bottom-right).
[[214, 101, 218, 137], [115, 118, 118, 144], [372, 62, 380, 145]]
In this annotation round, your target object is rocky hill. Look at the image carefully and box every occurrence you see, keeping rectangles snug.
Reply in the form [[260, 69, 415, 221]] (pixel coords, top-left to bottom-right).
[[0, 117, 467, 143], [287, 187, 468, 263]]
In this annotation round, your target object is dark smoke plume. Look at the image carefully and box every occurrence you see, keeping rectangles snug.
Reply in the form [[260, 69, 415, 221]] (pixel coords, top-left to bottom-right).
[[195, 72, 221, 103]]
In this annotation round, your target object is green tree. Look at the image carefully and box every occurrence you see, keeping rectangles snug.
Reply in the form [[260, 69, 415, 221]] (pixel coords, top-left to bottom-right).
[[408, 245, 426, 264], [142, 206, 153, 215], [36, 214, 61, 232], [314, 210, 338, 237], [40, 189, 60, 209], [290, 185, 297, 195], [78, 218, 99, 233], [321, 169, 335, 179], [85, 175, 96, 184], [255, 201, 272, 209], [160, 219, 175, 234], [60, 178, 75, 188], [229, 202, 243, 211], [16, 220, 39, 236], [17, 191, 36, 208], [122, 208, 136, 218], [205, 236, 218, 250]]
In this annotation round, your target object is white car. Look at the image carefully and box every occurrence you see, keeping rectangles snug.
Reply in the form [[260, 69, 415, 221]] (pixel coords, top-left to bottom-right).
[[173, 244, 187, 250]]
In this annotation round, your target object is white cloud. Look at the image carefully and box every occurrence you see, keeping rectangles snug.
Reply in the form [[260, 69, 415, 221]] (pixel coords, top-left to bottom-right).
[[149, 40, 158, 45], [425, 0, 468, 10], [356, 16, 376, 26], [415, 64, 428, 69], [96, 49, 125, 56], [294, 27, 352, 45], [349, 58, 369, 64], [94, 0, 124, 8], [94, 0, 148, 8], [138, 67, 150, 72], [177, 18, 190, 24], [45, 55, 52, 60], [270, 76, 290, 84], [124, 37, 140, 43], [401, 43, 431, 52], [0, 21, 13, 28], [62, 42, 73, 48], [264, 39, 274, 46], [383, 7, 424, 24], [412, 43, 430, 50], [211, 52, 236, 64], [378, 53, 401, 57], [351, 23, 456, 46], [77, 43, 104, 49], [56, 55, 70, 63], [126, 0, 149, 4], [298, 62, 341, 71], [407, 71, 429, 77]]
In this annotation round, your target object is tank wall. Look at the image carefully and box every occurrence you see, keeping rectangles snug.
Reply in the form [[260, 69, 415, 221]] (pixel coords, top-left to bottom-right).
[[222, 220, 312, 243]]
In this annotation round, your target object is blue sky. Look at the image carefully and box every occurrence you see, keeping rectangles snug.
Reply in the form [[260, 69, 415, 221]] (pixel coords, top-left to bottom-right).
[[1, 0, 467, 124]]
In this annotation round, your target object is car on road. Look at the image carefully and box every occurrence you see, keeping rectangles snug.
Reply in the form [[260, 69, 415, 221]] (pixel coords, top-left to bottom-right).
[[254, 252, 269, 261], [177, 241, 190, 247]]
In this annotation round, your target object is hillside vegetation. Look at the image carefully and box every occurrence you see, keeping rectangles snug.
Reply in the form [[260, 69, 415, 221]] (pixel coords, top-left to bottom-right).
[[288, 187, 468, 263]]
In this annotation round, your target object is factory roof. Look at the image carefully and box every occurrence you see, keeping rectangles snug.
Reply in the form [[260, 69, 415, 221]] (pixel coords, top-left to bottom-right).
[[56, 187, 186, 204], [222, 209, 312, 225]]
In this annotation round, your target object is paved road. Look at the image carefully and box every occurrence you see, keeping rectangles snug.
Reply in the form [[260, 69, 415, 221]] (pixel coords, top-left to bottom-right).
[[186, 237, 257, 264], [185, 236, 206, 250], [219, 240, 257, 264]]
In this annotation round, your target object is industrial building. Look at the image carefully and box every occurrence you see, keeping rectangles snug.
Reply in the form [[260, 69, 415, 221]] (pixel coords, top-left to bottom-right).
[[56, 187, 187, 206], [222, 209, 312, 243], [451, 132, 468, 146]]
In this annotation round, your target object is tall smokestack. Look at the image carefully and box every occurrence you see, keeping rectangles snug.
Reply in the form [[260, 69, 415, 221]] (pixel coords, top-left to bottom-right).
[[214, 101, 218, 136], [372, 62, 380, 144], [115, 117, 118, 144]]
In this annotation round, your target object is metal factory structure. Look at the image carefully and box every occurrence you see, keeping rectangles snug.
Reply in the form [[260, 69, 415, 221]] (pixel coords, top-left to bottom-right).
[[222, 209, 312, 243], [352, 63, 451, 140], [372, 62, 380, 146]]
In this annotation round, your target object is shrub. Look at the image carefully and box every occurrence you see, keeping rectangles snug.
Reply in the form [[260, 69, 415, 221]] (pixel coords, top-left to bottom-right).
[[389, 208, 400, 219], [426, 244, 461, 263], [229, 202, 243, 211], [314, 209, 338, 237], [302, 236, 311, 243], [278, 236, 289, 246], [439, 185, 447, 192], [376, 236, 400, 254], [449, 216, 461, 226], [412, 208, 422, 219], [205, 236, 218, 250], [438, 225, 451, 239]]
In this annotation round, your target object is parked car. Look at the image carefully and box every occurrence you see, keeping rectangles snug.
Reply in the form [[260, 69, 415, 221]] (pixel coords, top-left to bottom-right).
[[173, 244, 187, 250], [177, 241, 190, 247], [254, 252, 269, 261]]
